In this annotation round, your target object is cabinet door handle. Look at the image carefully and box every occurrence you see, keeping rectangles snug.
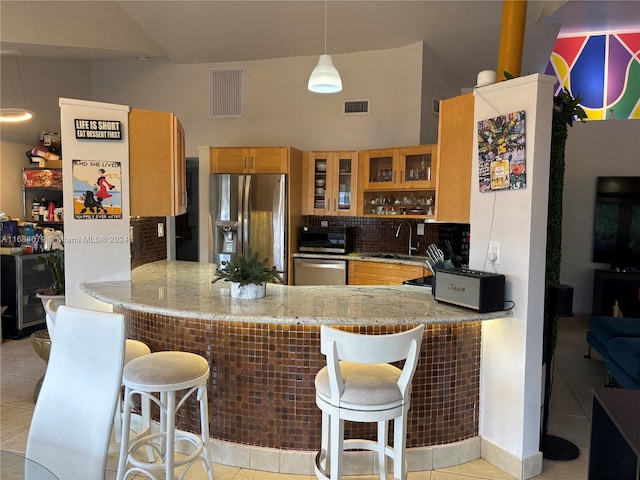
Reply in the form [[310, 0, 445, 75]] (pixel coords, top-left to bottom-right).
[[250, 156, 254, 169], [334, 198, 337, 212], [399, 170, 403, 183], [244, 156, 248, 170]]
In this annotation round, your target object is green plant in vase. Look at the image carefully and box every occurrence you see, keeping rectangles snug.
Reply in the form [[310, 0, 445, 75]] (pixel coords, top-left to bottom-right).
[[213, 250, 282, 299]]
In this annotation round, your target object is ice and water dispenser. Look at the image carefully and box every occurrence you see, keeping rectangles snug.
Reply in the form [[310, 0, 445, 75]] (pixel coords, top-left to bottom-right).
[[214, 221, 238, 255]]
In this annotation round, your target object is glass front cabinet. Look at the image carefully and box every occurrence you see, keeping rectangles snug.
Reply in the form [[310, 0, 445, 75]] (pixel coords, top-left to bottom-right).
[[303, 151, 358, 216], [359, 145, 437, 218]]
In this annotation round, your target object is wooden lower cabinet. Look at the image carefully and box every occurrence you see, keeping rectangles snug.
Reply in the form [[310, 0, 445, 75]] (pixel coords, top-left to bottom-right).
[[348, 260, 429, 285]]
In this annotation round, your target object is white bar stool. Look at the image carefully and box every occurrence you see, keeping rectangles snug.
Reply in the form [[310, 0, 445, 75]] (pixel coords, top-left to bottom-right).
[[314, 325, 424, 480], [116, 351, 214, 480]]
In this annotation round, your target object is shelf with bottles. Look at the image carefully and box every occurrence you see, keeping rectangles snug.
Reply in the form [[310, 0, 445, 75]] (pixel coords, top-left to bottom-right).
[[363, 190, 436, 217], [24, 192, 64, 225], [22, 167, 64, 225]]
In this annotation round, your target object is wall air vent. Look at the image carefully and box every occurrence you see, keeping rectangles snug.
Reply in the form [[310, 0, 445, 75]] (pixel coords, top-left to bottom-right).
[[209, 67, 244, 119], [343, 99, 370, 115]]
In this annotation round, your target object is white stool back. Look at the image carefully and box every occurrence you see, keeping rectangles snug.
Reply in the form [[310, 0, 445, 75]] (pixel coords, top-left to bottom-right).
[[315, 324, 424, 480], [26, 305, 126, 479]]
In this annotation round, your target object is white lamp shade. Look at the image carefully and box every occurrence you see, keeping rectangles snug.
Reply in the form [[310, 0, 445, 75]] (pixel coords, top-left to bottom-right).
[[308, 54, 342, 93]]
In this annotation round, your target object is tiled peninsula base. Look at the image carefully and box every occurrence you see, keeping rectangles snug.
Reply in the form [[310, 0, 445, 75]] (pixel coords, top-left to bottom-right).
[[122, 308, 483, 474]]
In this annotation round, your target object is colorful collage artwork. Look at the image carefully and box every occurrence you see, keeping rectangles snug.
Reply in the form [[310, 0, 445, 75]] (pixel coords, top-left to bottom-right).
[[546, 33, 640, 120], [477, 111, 526, 193]]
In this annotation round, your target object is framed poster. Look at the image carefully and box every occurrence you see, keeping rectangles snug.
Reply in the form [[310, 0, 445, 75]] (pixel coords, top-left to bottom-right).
[[72, 160, 122, 219], [477, 110, 526, 192]]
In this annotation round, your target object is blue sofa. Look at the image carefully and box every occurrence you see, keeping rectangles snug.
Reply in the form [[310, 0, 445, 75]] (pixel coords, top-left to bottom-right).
[[586, 316, 640, 390], [606, 338, 640, 390]]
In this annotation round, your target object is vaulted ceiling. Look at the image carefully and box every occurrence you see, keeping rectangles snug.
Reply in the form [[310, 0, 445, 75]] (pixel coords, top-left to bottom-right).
[[1, 1, 638, 88]]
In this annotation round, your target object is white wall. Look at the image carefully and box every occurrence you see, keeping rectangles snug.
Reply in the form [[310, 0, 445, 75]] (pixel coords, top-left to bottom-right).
[[419, 43, 460, 144], [561, 119, 640, 313], [59, 98, 131, 310], [0, 57, 91, 219], [89, 43, 428, 155], [470, 74, 555, 479]]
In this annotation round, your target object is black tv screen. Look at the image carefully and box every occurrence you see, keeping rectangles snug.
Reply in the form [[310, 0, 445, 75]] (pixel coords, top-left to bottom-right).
[[593, 176, 640, 268]]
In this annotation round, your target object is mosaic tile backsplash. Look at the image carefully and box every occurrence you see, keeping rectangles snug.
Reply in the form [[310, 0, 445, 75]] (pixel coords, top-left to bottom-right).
[[124, 307, 481, 452], [304, 216, 469, 264], [130, 217, 167, 269]]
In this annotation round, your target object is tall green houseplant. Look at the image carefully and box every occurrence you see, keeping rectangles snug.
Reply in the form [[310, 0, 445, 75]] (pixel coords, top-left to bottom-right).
[[544, 87, 587, 363], [37, 249, 65, 295]]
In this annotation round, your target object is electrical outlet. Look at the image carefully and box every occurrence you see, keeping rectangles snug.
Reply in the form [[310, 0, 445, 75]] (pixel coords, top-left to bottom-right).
[[488, 241, 500, 264], [417, 224, 425, 236], [158, 223, 164, 238]]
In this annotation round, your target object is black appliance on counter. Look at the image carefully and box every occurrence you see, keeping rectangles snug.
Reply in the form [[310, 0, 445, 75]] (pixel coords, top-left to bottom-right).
[[403, 276, 432, 288], [298, 226, 354, 254]]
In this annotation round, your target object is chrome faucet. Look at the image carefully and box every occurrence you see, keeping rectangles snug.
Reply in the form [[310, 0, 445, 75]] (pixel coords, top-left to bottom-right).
[[395, 222, 417, 256]]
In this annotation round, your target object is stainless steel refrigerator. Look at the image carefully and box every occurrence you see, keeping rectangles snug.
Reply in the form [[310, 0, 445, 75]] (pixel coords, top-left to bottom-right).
[[209, 174, 287, 282]]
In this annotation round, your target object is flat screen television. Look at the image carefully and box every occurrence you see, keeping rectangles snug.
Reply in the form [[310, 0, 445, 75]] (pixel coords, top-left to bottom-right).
[[592, 176, 640, 269]]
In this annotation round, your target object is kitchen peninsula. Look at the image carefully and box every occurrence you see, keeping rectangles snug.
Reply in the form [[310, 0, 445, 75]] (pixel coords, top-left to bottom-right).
[[82, 260, 512, 474]]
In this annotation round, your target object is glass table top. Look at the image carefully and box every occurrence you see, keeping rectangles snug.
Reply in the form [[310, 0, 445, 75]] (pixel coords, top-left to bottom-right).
[[0, 450, 58, 480]]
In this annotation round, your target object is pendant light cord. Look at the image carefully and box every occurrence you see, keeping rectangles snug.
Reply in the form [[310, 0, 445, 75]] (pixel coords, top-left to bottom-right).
[[323, 0, 328, 54], [13, 55, 27, 105]]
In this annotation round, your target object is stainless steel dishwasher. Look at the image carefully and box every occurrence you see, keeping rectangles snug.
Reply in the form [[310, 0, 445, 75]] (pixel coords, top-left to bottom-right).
[[294, 257, 347, 285]]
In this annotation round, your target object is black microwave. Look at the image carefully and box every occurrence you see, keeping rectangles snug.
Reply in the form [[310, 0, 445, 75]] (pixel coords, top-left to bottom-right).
[[298, 226, 354, 254]]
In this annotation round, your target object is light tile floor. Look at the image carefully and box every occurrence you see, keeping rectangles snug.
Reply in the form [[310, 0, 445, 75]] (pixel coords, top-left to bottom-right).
[[1, 313, 601, 479]]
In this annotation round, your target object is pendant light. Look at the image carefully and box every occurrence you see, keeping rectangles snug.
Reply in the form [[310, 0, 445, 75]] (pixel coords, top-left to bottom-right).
[[308, 0, 342, 93], [0, 51, 33, 122]]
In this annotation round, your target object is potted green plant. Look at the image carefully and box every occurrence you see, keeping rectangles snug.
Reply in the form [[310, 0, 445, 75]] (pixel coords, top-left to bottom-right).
[[36, 248, 65, 307], [212, 250, 283, 299]]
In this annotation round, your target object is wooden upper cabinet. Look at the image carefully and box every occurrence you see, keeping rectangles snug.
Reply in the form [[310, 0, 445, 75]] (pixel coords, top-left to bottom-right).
[[210, 147, 288, 174], [360, 145, 436, 191], [129, 108, 186, 217], [436, 93, 474, 223], [302, 151, 358, 216]]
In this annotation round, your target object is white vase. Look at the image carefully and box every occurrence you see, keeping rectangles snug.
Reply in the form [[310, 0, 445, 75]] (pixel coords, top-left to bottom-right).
[[230, 282, 266, 299], [35, 293, 65, 337], [36, 293, 65, 310]]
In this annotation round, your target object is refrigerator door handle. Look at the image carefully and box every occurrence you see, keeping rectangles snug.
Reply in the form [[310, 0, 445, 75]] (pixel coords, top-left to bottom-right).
[[242, 175, 251, 256]]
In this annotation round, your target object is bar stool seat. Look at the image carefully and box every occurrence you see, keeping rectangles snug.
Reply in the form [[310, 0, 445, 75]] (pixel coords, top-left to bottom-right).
[[116, 351, 214, 480]]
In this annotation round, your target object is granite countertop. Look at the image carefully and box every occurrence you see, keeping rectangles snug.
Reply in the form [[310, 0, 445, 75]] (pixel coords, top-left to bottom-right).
[[81, 260, 511, 325]]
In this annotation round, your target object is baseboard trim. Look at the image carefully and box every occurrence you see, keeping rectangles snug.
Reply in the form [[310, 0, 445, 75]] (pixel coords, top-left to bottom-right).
[[135, 414, 537, 478], [481, 437, 543, 480]]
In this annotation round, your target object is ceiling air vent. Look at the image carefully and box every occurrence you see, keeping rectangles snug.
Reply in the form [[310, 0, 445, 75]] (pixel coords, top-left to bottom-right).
[[209, 67, 244, 119], [343, 99, 370, 115]]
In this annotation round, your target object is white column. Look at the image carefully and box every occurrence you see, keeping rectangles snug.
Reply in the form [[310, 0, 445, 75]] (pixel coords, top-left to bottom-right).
[[59, 98, 131, 311], [470, 74, 555, 479]]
